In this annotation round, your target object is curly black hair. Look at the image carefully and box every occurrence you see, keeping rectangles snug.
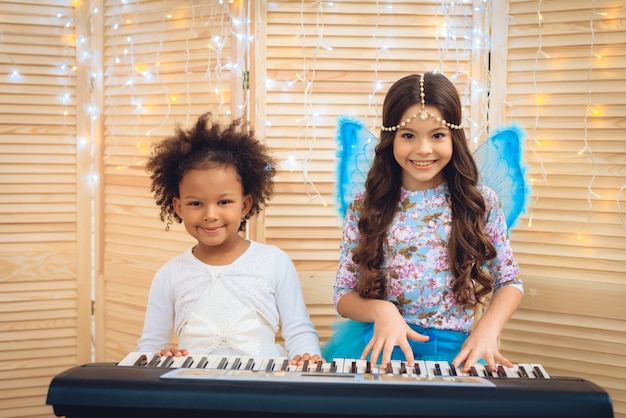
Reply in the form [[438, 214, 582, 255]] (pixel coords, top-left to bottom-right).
[[145, 112, 277, 231]]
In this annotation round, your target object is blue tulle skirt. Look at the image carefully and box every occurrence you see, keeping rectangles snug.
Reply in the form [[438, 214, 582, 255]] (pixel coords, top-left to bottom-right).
[[321, 318, 469, 364]]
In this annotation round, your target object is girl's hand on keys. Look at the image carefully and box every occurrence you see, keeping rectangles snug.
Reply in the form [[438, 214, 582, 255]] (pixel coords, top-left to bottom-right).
[[290, 353, 325, 366], [159, 348, 189, 357]]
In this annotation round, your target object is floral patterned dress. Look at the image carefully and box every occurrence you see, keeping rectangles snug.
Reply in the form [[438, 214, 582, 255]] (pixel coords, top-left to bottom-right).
[[323, 182, 523, 362]]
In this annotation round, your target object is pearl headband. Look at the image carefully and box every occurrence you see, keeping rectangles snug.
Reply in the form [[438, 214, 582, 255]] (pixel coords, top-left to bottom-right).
[[381, 73, 463, 132]]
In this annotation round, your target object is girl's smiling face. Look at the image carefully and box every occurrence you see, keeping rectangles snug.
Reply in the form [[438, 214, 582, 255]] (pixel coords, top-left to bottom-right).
[[173, 164, 252, 261], [392, 103, 453, 191]]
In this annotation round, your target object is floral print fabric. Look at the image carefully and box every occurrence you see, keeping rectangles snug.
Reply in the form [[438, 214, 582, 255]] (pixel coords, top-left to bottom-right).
[[334, 182, 523, 334]]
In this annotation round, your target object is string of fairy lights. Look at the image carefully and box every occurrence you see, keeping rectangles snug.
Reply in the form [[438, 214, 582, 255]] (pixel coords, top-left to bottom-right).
[[524, 0, 625, 236], [525, 0, 548, 230], [3, 0, 623, 232], [286, 1, 486, 208], [579, 0, 601, 239], [103, 0, 244, 167]]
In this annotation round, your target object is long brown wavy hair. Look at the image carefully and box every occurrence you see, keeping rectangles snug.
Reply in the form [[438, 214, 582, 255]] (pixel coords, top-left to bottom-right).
[[353, 73, 496, 308]]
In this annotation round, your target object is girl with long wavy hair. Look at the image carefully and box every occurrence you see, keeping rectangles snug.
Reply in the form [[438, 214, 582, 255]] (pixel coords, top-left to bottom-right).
[[322, 73, 523, 374]]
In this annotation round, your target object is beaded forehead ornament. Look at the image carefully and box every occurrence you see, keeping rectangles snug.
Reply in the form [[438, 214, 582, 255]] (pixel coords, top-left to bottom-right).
[[381, 73, 463, 132]]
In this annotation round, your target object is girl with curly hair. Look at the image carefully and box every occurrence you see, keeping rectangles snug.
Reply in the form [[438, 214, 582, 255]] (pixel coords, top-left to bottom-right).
[[322, 73, 523, 374], [137, 113, 321, 366]]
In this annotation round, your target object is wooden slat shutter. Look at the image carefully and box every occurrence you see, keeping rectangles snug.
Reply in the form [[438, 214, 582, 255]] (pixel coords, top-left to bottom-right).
[[0, 0, 90, 417], [494, 1, 626, 415]]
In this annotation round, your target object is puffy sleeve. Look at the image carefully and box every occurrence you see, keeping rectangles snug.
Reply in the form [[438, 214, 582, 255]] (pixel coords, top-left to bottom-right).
[[333, 194, 365, 309], [136, 264, 177, 352], [273, 247, 322, 357], [481, 186, 524, 295]]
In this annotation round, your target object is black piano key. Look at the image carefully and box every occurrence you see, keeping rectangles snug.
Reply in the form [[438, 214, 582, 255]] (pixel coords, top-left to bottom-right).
[[329, 360, 337, 373], [470, 366, 479, 377], [414, 363, 421, 375], [400, 362, 407, 375], [497, 365, 507, 378], [518, 366, 530, 378], [230, 358, 242, 370], [265, 359, 275, 372], [216, 357, 228, 369], [302, 359, 309, 372], [160, 356, 174, 367], [245, 358, 255, 370], [386, 362, 393, 375], [485, 368, 495, 378], [181, 357, 194, 368], [350, 361, 357, 374], [147, 354, 161, 367], [449, 364, 457, 376], [280, 359, 289, 371], [434, 363, 442, 376], [534, 366, 546, 379], [196, 356, 208, 369], [315, 360, 323, 373], [133, 354, 147, 367], [365, 362, 371, 374]]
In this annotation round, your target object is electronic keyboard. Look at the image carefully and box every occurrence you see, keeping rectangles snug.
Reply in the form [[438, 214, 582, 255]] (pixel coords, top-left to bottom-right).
[[46, 352, 614, 418]]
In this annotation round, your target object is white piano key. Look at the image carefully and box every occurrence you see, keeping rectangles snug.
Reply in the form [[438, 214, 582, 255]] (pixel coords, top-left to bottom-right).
[[450, 363, 470, 377], [424, 360, 439, 376], [517, 363, 537, 378], [339, 358, 357, 373], [409, 360, 428, 376], [469, 363, 487, 377], [243, 356, 263, 371], [479, 363, 501, 378], [505, 363, 522, 378], [154, 355, 173, 367], [238, 356, 256, 370], [354, 359, 367, 374], [117, 351, 148, 366], [496, 364, 517, 378], [233, 355, 257, 370], [201, 354, 226, 369], [435, 361, 455, 376], [293, 358, 317, 372], [258, 356, 274, 371], [531, 363, 550, 379], [388, 360, 402, 375], [260, 356, 289, 371], [169, 356, 191, 368], [212, 355, 230, 369], [276, 357, 290, 371], [369, 363, 382, 374], [311, 359, 325, 373], [329, 358, 345, 373], [300, 359, 321, 373], [226, 355, 242, 370], [320, 361, 333, 373]]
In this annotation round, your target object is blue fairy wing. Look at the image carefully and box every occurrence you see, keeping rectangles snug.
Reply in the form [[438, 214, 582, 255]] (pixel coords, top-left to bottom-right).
[[335, 116, 377, 219], [473, 124, 530, 230]]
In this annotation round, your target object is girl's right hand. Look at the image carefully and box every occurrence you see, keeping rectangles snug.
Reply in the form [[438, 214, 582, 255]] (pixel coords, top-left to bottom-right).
[[360, 301, 428, 369], [159, 347, 189, 357]]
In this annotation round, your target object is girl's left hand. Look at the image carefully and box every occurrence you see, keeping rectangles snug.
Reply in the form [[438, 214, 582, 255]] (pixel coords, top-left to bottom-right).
[[452, 287, 523, 373], [451, 325, 513, 373], [290, 353, 325, 366]]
